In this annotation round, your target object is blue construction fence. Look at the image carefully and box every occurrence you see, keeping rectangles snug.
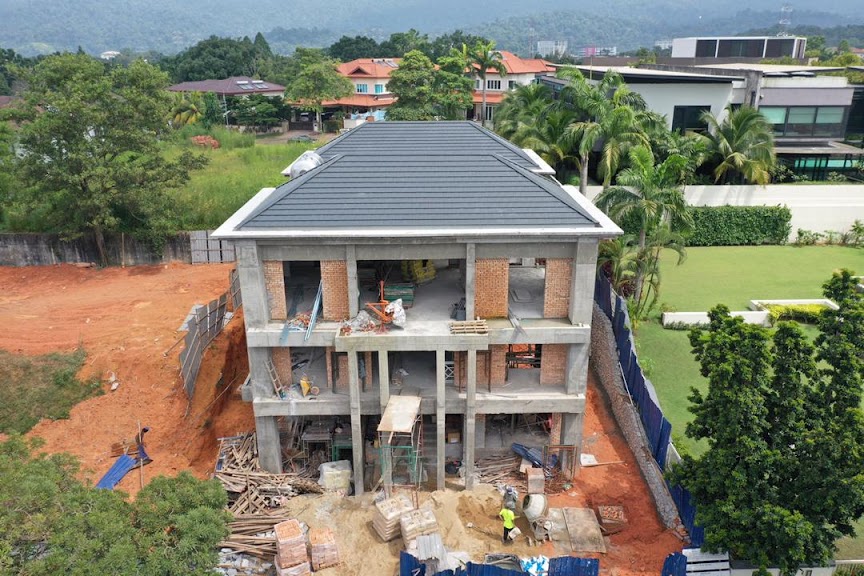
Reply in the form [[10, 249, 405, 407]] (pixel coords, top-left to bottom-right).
[[400, 552, 599, 576], [593, 273, 705, 548]]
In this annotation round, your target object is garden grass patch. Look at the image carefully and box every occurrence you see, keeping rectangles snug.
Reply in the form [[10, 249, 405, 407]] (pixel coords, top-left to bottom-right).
[[0, 348, 101, 434]]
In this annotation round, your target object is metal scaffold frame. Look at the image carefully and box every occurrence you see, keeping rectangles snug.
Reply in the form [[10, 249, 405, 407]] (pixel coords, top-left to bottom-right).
[[377, 396, 424, 498]]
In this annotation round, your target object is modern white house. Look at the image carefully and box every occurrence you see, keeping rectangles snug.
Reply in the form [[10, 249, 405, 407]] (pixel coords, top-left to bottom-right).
[[671, 36, 807, 61]]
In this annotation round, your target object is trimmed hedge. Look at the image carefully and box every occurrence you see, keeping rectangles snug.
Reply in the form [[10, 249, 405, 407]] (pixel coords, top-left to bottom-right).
[[763, 303, 827, 325], [687, 205, 792, 246]]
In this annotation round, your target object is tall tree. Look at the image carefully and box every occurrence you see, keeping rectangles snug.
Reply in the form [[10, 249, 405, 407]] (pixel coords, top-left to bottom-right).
[[671, 270, 864, 573], [327, 35, 382, 61], [380, 29, 431, 58], [283, 54, 353, 132], [430, 30, 489, 60], [163, 35, 261, 82], [701, 105, 776, 185], [513, 107, 579, 177], [494, 82, 554, 143], [594, 145, 692, 304], [168, 91, 205, 126], [433, 51, 474, 120], [386, 50, 437, 121], [11, 54, 206, 265], [466, 40, 506, 128]]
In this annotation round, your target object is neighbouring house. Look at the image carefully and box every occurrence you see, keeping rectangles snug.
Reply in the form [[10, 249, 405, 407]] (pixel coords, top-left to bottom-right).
[[539, 62, 864, 181], [211, 121, 620, 494], [671, 36, 807, 61], [168, 76, 286, 99], [470, 51, 556, 123], [325, 58, 401, 126]]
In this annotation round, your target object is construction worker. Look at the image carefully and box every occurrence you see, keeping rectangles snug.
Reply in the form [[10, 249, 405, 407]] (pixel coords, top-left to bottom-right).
[[499, 502, 517, 543]]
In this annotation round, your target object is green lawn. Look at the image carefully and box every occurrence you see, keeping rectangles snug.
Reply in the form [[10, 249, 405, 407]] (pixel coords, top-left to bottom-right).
[[633, 245, 864, 559]]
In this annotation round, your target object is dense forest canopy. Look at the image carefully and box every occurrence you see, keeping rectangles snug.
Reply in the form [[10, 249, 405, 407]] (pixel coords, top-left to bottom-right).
[[0, 0, 860, 56]]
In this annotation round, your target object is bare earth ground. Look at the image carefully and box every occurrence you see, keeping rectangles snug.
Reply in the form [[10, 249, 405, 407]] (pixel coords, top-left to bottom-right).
[[0, 262, 682, 571]]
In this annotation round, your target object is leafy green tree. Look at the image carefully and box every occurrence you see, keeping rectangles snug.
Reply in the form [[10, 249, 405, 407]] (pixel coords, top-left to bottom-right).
[[169, 91, 205, 126], [283, 54, 353, 131], [380, 29, 431, 58], [162, 35, 268, 82], [465, 40, 506, 128], [594, 145, 691, 306], [327, 35, 382, 61], [559, 68, 650, 192], [430, 30, 489, 60], [201, 91, 224, 127], [386, 50, 437, 121], [671, 270, 864, 573], [433, 51, 474, 120], [12, 53, 206, 265], [0, 436, 230, 575], [0, 123, 14, 220], [700, 105, 776, 185], [233, 93, 281, 131]]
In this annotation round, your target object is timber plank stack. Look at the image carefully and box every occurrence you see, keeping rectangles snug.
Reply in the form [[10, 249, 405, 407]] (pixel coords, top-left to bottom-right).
[[400, 508, 439, 544], [308, 527, 340, 571], [274, 519, 310, 576], [372, 494, 415, 541], [448, 320, 488, 334]]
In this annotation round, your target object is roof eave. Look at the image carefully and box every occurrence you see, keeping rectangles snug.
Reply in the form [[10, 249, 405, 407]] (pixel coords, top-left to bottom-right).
[[210, 225, 622, 241]]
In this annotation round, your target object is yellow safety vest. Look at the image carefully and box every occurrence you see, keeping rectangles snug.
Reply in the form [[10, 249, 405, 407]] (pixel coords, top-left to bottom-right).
[[499, 508, 515, 529]]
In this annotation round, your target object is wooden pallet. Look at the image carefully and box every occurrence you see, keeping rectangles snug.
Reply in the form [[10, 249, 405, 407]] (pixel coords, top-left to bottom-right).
[[448, 320, 488, 335]]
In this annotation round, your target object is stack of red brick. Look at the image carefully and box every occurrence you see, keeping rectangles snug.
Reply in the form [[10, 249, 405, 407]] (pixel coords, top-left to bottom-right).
[[309, 527, 340, 571], [274, 519, 310, 576]]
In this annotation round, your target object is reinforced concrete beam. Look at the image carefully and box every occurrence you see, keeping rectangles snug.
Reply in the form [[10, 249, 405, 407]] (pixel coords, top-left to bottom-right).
[[464, 349, 477, 490], [335, 333, 489, 352], [347, 351, 364, 495], [436, 349, 446, 491], [255, 416, 282, 473], [259, 244, 345, 262]]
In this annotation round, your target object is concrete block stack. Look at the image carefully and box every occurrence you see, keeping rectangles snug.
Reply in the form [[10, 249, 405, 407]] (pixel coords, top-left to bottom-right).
[[372, 493, 415, 541], [308, 527, 339, 571], [399, 508, 438, 544], [526, 467, 545, 494], [274, 519, 310, 576]]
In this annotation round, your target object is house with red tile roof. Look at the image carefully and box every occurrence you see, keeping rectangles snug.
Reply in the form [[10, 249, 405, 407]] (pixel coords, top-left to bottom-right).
[[469, 51, 556, 123]]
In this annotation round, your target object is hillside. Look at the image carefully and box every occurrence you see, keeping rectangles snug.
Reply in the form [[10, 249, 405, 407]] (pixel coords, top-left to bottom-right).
[[0, 0, 860, 55]]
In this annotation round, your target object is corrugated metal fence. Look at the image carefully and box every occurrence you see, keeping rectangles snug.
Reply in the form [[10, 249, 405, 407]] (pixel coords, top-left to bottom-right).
[[594, 273, 704, 548], [399, 552, 600, 576]]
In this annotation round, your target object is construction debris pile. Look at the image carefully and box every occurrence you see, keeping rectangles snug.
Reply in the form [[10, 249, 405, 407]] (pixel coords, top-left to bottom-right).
[[215, 434, 324, 515]]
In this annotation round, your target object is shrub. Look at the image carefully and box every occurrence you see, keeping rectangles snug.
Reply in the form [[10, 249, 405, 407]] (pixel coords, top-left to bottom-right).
[[795, 228, 824, 246], [662, 321, 696, 331], [763, 303, 827, 325], [171, 125, 254, 150], [687, 205, 792, 246]]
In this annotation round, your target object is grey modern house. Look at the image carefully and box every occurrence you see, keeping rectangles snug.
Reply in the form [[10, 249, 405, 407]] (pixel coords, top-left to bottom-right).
[[212, 121, 621, 494]]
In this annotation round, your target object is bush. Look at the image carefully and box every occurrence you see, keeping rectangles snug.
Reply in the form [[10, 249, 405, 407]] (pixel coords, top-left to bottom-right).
[[763, 303, 827, 325], [795, 228, 825, 246], [687, 205, 792, 246], [171, 125, 254, 150]]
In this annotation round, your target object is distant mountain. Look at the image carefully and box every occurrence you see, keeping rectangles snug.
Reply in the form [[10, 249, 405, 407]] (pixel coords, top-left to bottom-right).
[[0, 0, 860, 56]]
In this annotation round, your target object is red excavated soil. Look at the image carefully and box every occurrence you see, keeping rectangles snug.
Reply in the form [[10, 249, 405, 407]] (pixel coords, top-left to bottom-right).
[[0, 262, 255, 496]]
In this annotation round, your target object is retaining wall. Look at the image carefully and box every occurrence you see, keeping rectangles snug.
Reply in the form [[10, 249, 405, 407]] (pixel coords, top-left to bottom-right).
[[0, 232, 192, 267]]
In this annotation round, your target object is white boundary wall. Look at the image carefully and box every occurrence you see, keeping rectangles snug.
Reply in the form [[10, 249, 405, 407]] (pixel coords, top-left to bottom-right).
[[584, 184, 864, 242]]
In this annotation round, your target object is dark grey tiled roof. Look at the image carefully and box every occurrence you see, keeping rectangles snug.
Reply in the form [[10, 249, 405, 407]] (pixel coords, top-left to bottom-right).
[[316, 121, 541, 171], [238, 122, 598, 231]]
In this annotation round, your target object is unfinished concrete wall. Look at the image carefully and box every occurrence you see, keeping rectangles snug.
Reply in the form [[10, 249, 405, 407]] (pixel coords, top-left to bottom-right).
[[591, 303, 680, 529], [263, 260, 287, 320], [544, 258, 573, 318], [321, 260, 350, 321], [475, 258, 509, 318], [540, 344, 568, 385], [271, 347, 293, 385]]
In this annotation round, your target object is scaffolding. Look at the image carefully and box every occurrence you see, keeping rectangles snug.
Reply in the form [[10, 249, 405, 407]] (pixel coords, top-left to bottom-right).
[[378, 395, 423, 498]]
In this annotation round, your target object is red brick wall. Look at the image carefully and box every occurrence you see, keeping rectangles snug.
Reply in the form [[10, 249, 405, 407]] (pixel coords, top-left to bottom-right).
[[490, 345, 507, 387], [321, 260, 349, 321], [364, 351, 373, 389], [335, 353, 349, 389], [543, 258, 573, 318], [475, 258, 509, 318], [540, 344, 568, 385], [549, 413, 562, 445], [263, 260, 286, 320], [271, 347, 293, 385]]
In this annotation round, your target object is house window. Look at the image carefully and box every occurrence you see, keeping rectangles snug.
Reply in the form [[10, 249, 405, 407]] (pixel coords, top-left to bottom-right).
[[485, 105, 496, 121], [475, 79, 481, 90], [813, 106, 845, 137], [356, 84, 368, 94], [759, 106, 788, 135], [671, 105, 710, 133], [486, 79, 502, 90], [374, 84, 384, 94], [508, 80, 518, 90], [760, 105, 847, 138]]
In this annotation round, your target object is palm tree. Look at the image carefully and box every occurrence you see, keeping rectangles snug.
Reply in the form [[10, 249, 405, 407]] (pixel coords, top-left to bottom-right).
[[701, 105, 776, 185], [494, 82, 553, 142], [466, 41, 506, 128], [597, 235, 637, 295], [511, 108, 579, 176], [559, 69, 650, 193], [594, 145, 693, 303], [169, 92, 205, 127]]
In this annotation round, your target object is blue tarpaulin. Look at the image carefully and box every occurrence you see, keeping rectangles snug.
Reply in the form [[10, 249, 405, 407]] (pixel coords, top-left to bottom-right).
[[96, 454, 137, 489], [400, 552, 601, 576], [661, 553, 687, 576], [549, 557, 600, 576]]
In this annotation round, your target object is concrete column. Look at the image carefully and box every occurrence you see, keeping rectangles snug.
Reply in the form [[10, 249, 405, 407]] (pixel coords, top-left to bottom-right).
[[255, 416, 282, 473], [249, 348, 272, 397], [475, 414, 486, 449], [465, 243, 476, 321], [569, 238, 599, 326], [464, 349, 477, 490], [234, 240, 268, 328], [347, 351, 365, 495], [565, 343, 590, 396], [561, 412, 584, 479], [346, 244, 359, 318], [436, 349, 446, 491], [378, 351, 390, 412]]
